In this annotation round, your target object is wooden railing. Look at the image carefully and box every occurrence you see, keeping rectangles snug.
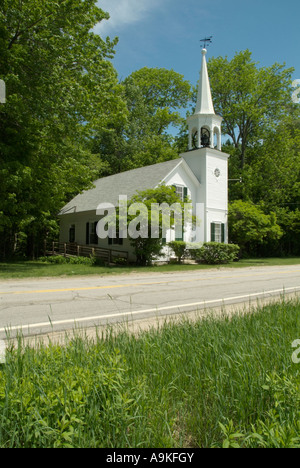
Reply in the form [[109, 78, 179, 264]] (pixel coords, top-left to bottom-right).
[[46, 242, 129, 264]]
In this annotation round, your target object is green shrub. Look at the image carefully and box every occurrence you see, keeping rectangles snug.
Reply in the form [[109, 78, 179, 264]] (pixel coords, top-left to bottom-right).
[[168, 241, 188, 263], [68, 256, 95, 266], [187, 243, 203, 261], [93, 256, 106, 266], [39, 256, 69, 264], [39, 256, 95, 266], [113, 257, 128, 266], [193, 242, 240, 265]]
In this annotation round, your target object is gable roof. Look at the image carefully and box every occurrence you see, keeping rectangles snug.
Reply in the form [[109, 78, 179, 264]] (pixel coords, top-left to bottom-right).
[[59, 158, 182, 215]]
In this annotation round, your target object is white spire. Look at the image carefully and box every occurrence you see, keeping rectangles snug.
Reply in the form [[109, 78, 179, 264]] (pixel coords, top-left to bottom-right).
[[194, 49, 215, 115]]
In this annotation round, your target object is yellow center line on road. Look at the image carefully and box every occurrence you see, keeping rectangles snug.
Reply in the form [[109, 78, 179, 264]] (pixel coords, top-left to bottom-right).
[[0, 281, 164, 295], [0, 269, 300, 296]]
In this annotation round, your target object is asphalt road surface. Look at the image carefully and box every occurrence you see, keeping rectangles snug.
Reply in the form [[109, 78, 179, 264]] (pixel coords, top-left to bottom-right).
[[0, 264, 300, 339]]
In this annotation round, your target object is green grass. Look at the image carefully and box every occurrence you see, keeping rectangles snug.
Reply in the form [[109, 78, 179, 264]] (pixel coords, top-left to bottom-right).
[[0, 257, 300, 279], [0, 297, 299, 448]]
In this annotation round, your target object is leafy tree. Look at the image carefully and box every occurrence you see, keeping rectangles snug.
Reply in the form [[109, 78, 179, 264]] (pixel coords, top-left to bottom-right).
[[168, 241, 187, 264], [228, 200, 283, 256], [242, 127, 300, 210], [227, 103, 300, 256], [125, 67, 192, 133], [275, 209, 300, 256], [0, 0, 126, 258], [121, 185, 186, 266], [205, 51, 300, 257], [96, 67, 192, 175], [207, 50, 294, 169]]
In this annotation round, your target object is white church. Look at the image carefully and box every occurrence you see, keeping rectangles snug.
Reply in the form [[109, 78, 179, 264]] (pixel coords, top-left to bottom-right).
[[58, 48, 230, 262]]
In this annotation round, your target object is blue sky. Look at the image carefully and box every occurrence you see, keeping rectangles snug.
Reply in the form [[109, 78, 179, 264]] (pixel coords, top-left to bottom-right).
[[95, 0, 300, 88]]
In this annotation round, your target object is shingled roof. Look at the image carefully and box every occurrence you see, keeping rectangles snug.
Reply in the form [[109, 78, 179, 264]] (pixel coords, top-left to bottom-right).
[[59, 158, 182, 215]]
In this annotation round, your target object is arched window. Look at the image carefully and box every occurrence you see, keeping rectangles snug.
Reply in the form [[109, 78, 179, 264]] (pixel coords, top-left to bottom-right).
[[213, 127, 221, 150], [201, 126, 211, 147]]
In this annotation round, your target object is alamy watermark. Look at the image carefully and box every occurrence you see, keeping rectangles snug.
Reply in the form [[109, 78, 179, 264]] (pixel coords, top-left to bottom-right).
[[0, 340, 6, 364], [96, 196, 205, 248], [292, 80, 300, 104], [0, 79, 5, 104], [292, 339, 300, 364]]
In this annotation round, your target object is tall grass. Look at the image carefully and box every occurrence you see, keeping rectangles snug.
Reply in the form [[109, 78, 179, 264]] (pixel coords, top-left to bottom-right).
[[0, 297, 299, 448]]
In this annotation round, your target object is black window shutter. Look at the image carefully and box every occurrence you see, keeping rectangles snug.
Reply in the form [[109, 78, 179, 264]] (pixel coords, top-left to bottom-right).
[[94, 221, 99, 245], [211, 223, 216, 242], [184, 187, 188, 200], [221, 224, 225, 243]]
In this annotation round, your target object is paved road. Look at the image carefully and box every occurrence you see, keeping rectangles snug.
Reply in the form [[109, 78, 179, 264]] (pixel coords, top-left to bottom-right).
[[0, 265, 300, 339]]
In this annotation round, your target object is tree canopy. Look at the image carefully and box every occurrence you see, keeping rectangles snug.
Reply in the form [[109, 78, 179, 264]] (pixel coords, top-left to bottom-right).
[[206, 51, 300, 256], [0, 2, 299, 259], [0, 0, 125, 257], [207, 50, 294, 169], [93, 67, 192, 175]]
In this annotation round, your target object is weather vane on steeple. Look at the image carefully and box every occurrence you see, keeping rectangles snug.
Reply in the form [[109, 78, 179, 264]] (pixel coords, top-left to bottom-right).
[[200, 36, 213, 50]]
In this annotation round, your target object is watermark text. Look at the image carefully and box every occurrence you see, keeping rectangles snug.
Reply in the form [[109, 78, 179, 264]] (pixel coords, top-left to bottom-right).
[[292, 80, 300, 104], [96, 196, 205, 248], [292, 339, 300, 364]]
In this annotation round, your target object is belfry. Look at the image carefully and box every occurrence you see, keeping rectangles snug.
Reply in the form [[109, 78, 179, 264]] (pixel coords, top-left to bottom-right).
[[187, 48, 223, 151]]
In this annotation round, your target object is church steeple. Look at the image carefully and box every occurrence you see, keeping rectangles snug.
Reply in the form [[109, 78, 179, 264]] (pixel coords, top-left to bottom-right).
[[195, 48, 215, 115], [187, 48, 222, 151]]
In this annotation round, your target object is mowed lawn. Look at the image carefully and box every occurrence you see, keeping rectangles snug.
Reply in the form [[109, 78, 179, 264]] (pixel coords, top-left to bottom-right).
[[0, 257, 300, 279]]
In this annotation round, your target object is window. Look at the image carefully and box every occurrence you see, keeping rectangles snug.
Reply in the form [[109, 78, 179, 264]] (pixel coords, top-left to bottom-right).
[[214, 223, 222, 243], [172, 185, 188, 202], [108, 230, 124, 246], [86, 222, 98, 245], [69, 225, 75, 243], [175, 185, 184, 201], [90, 221, 98, 245], [175, 225, 184, 241], [211, 223, 225, 243]]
